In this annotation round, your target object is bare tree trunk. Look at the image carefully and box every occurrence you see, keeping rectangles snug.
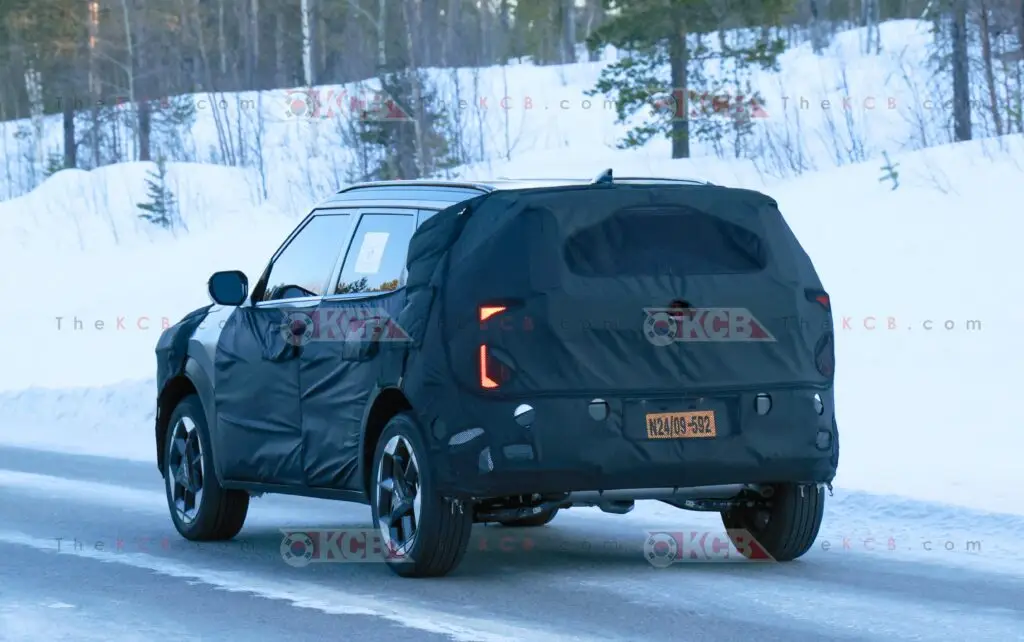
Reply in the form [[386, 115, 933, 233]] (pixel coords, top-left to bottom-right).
[[63, 96, 77, 168], [301, 0, 313, 84], [217, 0, 228, 79], [862, 0, 880, 54], [275, 12, 287, 86], [421, 0, 438, 65], [377, 0, 387, 67], [978, 0, 1003, 135], [317, 0, 328, 79], [401, 0, 426, 177], [560, 0, 577, 63], [87, 1, 100, 167], [25, 65, 45, 176], [442, 0, 458, 66], [250, 0, 260, 87], [584, 0, 605, 61], [669, 17, 689, 159], [132, 1, 152, 161], [120, 0, 136, 101], [88, 1, 100, 92], [810, 0, 824, 53], [951, 0, 972, 141]]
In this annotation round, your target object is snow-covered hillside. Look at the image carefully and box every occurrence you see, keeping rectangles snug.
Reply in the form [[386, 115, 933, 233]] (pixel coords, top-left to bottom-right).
[[0, 20, 1009, 212], [1, 21, 1022, 531]]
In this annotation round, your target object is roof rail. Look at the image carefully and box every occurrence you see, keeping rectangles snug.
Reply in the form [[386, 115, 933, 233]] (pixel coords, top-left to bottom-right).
[[614, 176, 710, 184], [492, 175, 710, 185]]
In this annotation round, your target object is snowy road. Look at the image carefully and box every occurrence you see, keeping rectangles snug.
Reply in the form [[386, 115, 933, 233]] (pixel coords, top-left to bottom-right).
[[1, 445, 1022, 641]]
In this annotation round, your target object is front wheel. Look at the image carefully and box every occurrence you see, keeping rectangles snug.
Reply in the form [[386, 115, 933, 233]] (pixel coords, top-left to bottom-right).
[[720, 483, 824, 561], [163, 394, 249, 541], [371, 412, 473, 578]]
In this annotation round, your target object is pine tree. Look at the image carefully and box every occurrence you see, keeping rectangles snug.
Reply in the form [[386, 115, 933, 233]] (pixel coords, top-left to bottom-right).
[[43, 151, 65, 178], [137, 156, 178, 229], [356, 70, 458, 180], [585, 0, 792, 159]]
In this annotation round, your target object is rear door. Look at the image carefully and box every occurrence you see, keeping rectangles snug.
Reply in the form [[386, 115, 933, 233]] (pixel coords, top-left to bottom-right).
[[298, 208, 418, 489], [213, 211, 354, 485]]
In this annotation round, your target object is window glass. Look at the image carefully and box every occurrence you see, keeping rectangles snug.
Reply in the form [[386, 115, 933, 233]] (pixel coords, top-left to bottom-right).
[[334, 213, 416, 295], [563, 205, 766, 277], [260, 214, 351, 301], [417, 209, 438, 227]]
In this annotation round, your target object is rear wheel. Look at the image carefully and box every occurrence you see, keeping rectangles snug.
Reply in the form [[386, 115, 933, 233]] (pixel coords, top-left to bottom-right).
[[371, 412, 473, 578], [720, 483, 824, 561], [498, 507, 559, 528], [164, 394, 249, 541]]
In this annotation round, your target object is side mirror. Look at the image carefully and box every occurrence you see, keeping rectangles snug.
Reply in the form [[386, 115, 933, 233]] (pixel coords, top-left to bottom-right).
[[208, 270, 249, 306]]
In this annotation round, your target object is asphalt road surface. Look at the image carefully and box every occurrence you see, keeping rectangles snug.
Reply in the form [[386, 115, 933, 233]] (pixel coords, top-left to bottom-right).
[[1, 445, 1022, 641]]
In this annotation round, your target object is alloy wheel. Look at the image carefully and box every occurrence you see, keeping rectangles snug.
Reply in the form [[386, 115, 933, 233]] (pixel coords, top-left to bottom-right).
[[375, 434, 422, 559], [167, 416, 205, 524]]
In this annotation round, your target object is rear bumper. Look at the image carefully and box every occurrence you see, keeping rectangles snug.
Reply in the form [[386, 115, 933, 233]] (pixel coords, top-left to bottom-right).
[[429, 388, 839, 499]]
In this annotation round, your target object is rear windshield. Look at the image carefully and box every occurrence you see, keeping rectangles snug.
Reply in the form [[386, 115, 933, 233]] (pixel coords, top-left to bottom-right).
[[562, 205, 766, 277]]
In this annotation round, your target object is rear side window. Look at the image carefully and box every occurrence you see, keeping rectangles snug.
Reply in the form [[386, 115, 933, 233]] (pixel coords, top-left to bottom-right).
[[563, 205, 766, 277], [334, 213, 416, 294]]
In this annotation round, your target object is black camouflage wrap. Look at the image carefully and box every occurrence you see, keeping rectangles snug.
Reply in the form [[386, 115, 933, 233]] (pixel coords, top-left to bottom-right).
[[399, 184, 839, 497], [155, 183, 838, 499]]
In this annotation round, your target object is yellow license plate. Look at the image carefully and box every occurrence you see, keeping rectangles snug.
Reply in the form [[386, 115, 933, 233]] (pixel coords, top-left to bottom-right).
[[645, 410, 717, 439]]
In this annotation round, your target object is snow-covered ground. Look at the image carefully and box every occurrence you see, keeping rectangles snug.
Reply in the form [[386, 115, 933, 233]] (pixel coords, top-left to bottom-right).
[[1, 20, 1022, 582]]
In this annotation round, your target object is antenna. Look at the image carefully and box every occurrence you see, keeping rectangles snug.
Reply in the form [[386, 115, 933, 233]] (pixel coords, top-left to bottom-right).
[[591, 168, 613, 184]]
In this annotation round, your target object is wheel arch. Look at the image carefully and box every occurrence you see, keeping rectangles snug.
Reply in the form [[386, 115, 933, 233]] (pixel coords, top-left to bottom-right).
[[156, 358, 216, 476], [359, 386, 413, 496]]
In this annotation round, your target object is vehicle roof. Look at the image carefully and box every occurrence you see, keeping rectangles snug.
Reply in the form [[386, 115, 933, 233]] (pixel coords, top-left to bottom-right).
[[313, 176, 714, 211]]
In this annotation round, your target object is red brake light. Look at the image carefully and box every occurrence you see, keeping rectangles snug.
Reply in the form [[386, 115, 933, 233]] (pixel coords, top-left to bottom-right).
[[816, 295, 829, 309], [480, 345, 500, 388]]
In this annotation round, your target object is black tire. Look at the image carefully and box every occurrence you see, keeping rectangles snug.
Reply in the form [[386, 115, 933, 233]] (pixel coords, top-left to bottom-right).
[[720, 483, 824, 561], [498, 507, 559, 528], [163, 394, 249, 541], [370, 412, 473, 578]]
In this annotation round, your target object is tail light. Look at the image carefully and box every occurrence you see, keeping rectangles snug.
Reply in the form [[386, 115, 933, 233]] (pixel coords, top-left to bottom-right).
[[806, 289, 830, 310], [479, 306, 506, 321], [479, 305, 514, 388]]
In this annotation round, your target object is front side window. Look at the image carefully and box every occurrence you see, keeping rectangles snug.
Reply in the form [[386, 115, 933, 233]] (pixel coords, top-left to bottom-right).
[[334, 213, 416, 295], [260, 214, 352, 302]]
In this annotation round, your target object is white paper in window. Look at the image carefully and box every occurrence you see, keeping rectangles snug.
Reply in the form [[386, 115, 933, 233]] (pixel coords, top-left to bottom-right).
[[354, 231, 389, 273]]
